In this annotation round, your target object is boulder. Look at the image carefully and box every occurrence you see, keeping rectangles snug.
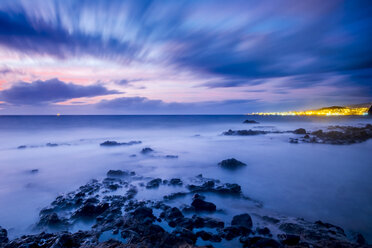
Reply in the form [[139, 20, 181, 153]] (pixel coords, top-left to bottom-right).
[[231, 214, 253, 229], [191, 199, 216, 212], [277, 234, 300, 245], [0, 226, 8, 244], [146, 178, 162, 188], [293, 128, 307, 134], [141, 147, 154, 154], [218, 158, 247, 169]]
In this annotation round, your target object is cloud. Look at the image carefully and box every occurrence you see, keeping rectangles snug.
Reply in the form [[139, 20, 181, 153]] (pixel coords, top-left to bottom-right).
[[97, 96, 259, 114], [0, 78, 120, 105]]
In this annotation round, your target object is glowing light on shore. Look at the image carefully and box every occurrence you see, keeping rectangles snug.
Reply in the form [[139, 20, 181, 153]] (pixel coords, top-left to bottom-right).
[[247, 107, 369, 116]]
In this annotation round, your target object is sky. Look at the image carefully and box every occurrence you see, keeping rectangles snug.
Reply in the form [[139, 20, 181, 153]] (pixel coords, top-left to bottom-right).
[[0, 0, 371, 114]]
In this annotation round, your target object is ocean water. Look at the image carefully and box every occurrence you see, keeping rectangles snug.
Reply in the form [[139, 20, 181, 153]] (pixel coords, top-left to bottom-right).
[[0, 115, 371, 242]]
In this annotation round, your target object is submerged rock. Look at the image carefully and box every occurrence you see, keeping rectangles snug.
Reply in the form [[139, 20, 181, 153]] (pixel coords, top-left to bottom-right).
[[243, 120, 259, 124], [165, 155, 178, 159], [191, 198, 216, 212], [17, 145, 27, 149], [277, 233, 300, 245], [169, 178, 183, 186], [218, 158, 246, 169], [106, 170, 133, 178], [46, 143, 58, 147]]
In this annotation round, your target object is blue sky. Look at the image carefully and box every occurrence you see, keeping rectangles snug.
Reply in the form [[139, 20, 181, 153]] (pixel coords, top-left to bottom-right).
[[0, 0, 371, 114]]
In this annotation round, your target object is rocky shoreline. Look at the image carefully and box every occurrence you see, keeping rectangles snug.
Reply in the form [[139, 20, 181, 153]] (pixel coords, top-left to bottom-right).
[[0, 169, 369, 248]]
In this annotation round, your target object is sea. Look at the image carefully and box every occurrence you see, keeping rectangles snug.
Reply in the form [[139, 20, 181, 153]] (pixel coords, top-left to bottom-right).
[[0, 115, 371, 243]]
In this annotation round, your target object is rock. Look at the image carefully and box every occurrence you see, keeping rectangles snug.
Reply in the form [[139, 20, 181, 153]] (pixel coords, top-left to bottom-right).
[[46, 143, 58, 147], [243, 120, 259, 124], [289, 138, 299, 144], [218, 158, 247, 169], [17, 145, 27, 149], [192, 193, 205, 200], [277, 234, 300, 245], [169, 178, 183, 186], [146, 178, 162, 188], [231, 214, 253, 229], [73, 203, 109, 218], [196, 230, 213, 241], [294, 128, 307, 134], [165, 155, 178, 159], [223, 129, 268, 136], [106, 170, 130, 178], [131, 207, 156, 223], [0, 226, 8, 244], [30, 169, 39, 173], [37, 213, 68, 228], [141, 147, 154, 154], [261, 216, 280, 224], [279, 223, 305, 234], [160, 207, 184, 221], [256, 227, 271, 236], [191, 198, 216, 212], [100, 140, 142, 146], [356, 233, 366, 245], [240, 236, 281, 247], [368, 105, 372, 116], [215, 183, 241, 194]]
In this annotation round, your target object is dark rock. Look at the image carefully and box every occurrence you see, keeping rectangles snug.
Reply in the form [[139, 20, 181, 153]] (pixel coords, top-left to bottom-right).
[[46, 143, 58, 147], [160, 207, 184, 221], [131, 207, 156, 223], [223, 226, 242, 240], [240, 236, 281, 247], [243, 120, 259, 124], [17, 145, 27, 149], [192, 193, 205, 200], [0, 226, 8, 244], [37, 213, 67, 228], [261, 216, 280, 224], [165, 155, 178, 159], [146, 178, 162, 188], [163, 192, 187, 200], [279, 223, 305, 234], [314, 220, 345, 235], [277, 234, 300, 245], [30, 169, 39, 173], [100, 140, 141, 146], [368, 105, 372, 116], [141, 147, 154, 154], [223, 129, 268, 136], [169, 178, 183, 186], [216, 183, 241, 194], [289, 138, 298, 144], [191, 198, 216, 212], [73, 202, 109, 218], [304, 134, 310, 139], [256, 227, 271, 236], [356, 233, 366, 245], [294, 128, 307, 134], [218, 158, 247, 169], [231, 214, 253, 229], [106, 170, 130, 178], [196, 230, 213, 241]]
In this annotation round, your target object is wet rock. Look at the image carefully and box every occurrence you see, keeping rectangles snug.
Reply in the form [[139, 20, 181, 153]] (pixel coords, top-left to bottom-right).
[[73, 202, 109, 218], [279, 223, 305, 234], [223, 226, 242, 240], [130, 206, 156, 223], [46, 143, 58, 147], [160, 207, 184, 221], [256, 227, 271, 236], [106, 170, 133, 178], [30, 169, 39, 173], [262, 216, 280, 224], [165, 155, 178, 159], [100, 140, 141, 146], [294, 128, 307, 134], [192, 193, 205, 200], [0, 226, 8, 244], [141, 147, 154, 154], [240, 236, 281, 247], [277, 233, 300, 245], [169, 178, 183, 186], [223, 129, 268, 136], [356, 233, 366, 245], [289, 138, 299, 144], [146, 178, 162, 188], [191, 198, 216, 212], [215, 183, 241, 194], [37, 213, 68, 228], [231, 214, 253, 229], [314, 220, 345, 236], [218, 158, 247, 169], [196, 230, 213, 241], [243, 120, 259, 124], [163, 192, 187, 200], [17, 145, 27, 149]]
